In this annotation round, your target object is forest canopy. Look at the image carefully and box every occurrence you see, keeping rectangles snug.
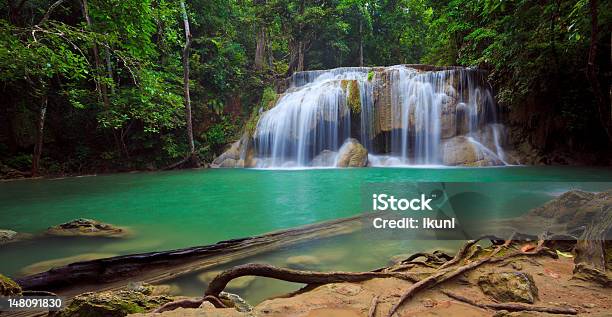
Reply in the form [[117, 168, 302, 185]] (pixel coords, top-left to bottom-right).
[[0, 0, 610, 175]]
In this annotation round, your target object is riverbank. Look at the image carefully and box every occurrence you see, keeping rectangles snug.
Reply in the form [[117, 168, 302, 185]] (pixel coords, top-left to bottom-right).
[[131, 241, 611, 317]]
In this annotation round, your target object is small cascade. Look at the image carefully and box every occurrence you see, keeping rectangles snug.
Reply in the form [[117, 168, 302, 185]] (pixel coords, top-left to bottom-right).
[[243, 65, 511, 168], [254, 70, 367, 167]]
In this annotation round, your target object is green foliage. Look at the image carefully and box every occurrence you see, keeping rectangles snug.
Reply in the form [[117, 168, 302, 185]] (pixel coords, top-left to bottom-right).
[[260, 86, 278, 110], [1, 0, 609, 174], [5, 154, 32, 171], [202, 116, 239, 148]]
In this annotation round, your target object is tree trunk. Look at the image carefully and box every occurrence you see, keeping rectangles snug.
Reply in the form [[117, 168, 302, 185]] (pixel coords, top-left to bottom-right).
[[254, 0, 267, 70], [81, 0, 110, 110], [255, 28, 266, 70], [297, 41, 304, 72], [180, 1, 197, 161], [105, 46, 114, 95], [31, 95, 47, 177], [359, 18, 364, 67], [587, 0, 612, 141], [573, 210, 611, 286]]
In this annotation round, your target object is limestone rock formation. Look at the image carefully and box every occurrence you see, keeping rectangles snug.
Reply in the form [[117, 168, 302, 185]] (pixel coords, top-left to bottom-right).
[[441, 136, 501, 166], [58, 284, 176, 317], [477, 272, 539, 303], [335, 139, 368, 167], [46, 219, 127, 238], [0, 274, 21, 296], [0, 229, 19, 245], [529, 189, 611, 231], [211, 133, 255, 168]]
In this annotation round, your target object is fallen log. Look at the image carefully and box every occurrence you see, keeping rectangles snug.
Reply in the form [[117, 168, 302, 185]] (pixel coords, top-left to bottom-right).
[[15, 214, 368, 295]]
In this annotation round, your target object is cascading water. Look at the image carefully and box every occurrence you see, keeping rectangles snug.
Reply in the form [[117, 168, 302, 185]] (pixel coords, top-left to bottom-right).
[[248, 65, 511, 168]]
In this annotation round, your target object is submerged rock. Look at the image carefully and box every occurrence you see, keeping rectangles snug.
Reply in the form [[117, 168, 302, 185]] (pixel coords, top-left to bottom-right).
[[336, 138, 368, 167], [58, 285, 175, 317], [477, 272, 538, 303], [46, 218, 127, 238], [0, 274, 22, 296], [285, 255, 321, 270], [197, 270, 222, 283], [226, 276, 256, 290]]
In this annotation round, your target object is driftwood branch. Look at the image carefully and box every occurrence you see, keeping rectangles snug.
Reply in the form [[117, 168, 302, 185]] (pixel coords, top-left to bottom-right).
[[441, 290, 577, 315]]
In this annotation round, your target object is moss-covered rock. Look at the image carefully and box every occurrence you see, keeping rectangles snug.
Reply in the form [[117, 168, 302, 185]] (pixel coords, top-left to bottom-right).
[[341, 80, 361, 114], [573, 263, 611, 287], [0, 274, 22, 296], [478, 272, 538, 303], [58, 286, 175, 317], [47, 219, 127, 238]]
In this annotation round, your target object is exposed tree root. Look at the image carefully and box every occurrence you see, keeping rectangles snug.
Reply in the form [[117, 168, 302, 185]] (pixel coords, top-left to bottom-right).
[[153, 295, 227, 313], [164, 153, 200, 170], [153, 298, 204, 313], [368, 295, 380, 317], [387, 238, 552, 317], [152, 236, 564, 315], [441, 290, 578, 315], [21, 290, 58, 297], [205, 263, 419, 297], [156, 263, 419, 313], [437, 235, 498, 269]]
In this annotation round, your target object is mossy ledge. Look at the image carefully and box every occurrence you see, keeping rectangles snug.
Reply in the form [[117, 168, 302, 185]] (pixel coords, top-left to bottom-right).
[[341, 79, 361, 114]]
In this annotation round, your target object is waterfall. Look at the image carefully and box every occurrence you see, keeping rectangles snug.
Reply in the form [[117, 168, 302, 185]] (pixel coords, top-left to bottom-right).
[[250, 65, 509, 168], [254, 70, 365, 167]]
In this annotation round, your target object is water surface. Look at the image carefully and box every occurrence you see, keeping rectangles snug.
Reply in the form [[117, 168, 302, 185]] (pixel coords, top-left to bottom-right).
[[1, 166, 611, 279]]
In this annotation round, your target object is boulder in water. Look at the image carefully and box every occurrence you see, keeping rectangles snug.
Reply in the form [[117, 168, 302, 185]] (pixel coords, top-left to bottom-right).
[[46, 219, 127, 238], [0, 274, 21, 296], [0, 229, 31, 245], [441, 136, 502, 166], [477, 272, 538, 303], [335, 139, 368, 167]]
